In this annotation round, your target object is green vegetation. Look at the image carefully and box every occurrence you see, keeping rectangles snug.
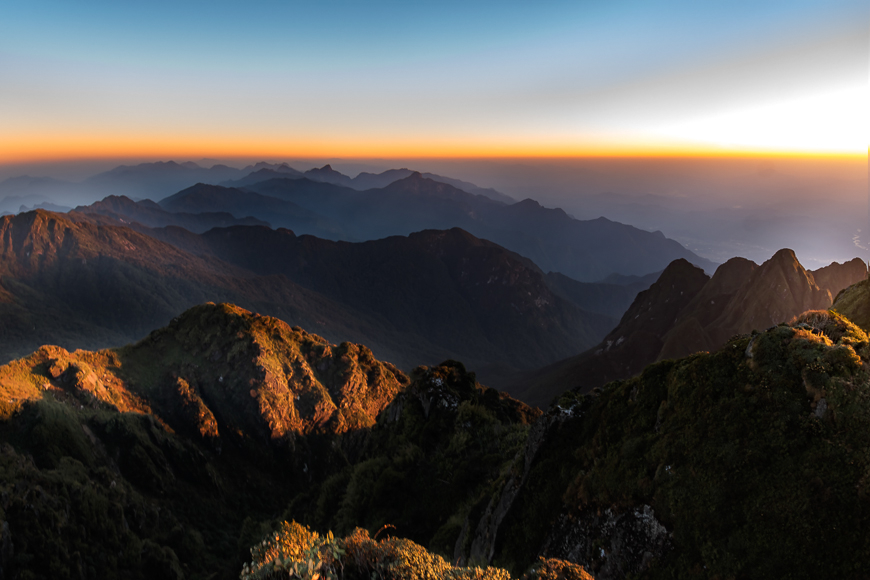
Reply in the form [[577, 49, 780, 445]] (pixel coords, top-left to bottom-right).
[[5, 302, 870, 578], [241, 521, 591, 580], [283, 360, 539, 557], [0, 305, 538, 579], [491, 309, 870, 578]]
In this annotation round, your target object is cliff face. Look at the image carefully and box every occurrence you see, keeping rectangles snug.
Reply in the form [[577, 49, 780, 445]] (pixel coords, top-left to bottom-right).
[[813, 257, 866, 301], [708, 249, 830, 340]]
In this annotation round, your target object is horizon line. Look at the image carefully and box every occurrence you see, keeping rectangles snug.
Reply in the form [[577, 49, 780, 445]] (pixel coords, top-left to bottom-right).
[[2, 148, 867, 167]]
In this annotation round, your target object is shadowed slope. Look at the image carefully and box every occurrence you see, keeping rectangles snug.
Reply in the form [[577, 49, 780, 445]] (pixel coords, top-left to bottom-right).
[[75, 194, 269, 232], [0, 211, 612, 380], [186, 226, 616, 379], [514, 259, 709, 407], [514, 251, 865, 408], [470, 311, 870, 579], [0, 210, 415, 364]]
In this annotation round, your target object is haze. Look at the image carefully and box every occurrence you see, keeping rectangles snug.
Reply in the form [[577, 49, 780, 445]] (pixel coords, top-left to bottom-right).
[[1, 0, 868, 268]]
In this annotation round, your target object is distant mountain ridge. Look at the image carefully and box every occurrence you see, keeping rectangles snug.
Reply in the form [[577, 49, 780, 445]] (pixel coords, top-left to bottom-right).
[[74, 194, 269, 232], [166, 173, 716, 281], [9, 161, 715, 281], [1, 160, 514, 213]]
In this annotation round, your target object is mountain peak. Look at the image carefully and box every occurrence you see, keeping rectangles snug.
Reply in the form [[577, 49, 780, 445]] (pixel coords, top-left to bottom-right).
[[124, 302, 409, 439], [515, 198, 541, 208], [770, 247, 799, 264], [656, 258, 707, 284]]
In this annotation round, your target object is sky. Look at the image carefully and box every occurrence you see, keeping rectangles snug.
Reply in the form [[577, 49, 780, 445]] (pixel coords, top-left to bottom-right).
[[1, 0, 868, 163]]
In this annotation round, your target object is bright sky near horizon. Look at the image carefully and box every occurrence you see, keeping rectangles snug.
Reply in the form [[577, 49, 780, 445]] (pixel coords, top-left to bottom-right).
[[1, 0, 868, 161]]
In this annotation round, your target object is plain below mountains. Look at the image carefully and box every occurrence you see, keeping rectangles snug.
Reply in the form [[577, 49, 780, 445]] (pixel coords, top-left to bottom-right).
[[0, 210, 623, 387], [514, 249, 866, 407]]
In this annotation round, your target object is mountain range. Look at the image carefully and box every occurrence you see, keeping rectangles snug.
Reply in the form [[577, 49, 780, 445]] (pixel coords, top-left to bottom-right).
[[3, 299, 870, 578], [513, 250, 866, 407], [0, 161, 515, 215], [142, 172, 717, 282], [6, 160, 717, 282], [2, 159, 868, 579], [0, 210, 621, 386]]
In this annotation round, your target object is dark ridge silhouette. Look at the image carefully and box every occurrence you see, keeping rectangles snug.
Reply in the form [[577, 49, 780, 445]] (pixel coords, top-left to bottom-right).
[[513, 252, 866, 408], [0, 211, 612, 383]]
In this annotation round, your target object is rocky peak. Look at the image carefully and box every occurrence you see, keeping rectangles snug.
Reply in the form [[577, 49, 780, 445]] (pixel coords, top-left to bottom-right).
[[712, 248, 828, 336], [610, 259, 709, 341], [812, 257, 866, 301]]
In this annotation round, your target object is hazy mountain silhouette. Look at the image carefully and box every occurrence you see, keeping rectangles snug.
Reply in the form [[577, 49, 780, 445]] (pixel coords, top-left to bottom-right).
[[0, 175, 80, 214], [83, 160, 243, 200], [75, 194, 269, 232], [232, 173, 717, 281], [160, 183, 345, 239]]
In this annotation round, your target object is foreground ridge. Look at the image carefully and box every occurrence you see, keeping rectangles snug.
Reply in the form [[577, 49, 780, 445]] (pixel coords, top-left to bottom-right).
[[241, 521, 592, 580], [2, 303, 870, 578]]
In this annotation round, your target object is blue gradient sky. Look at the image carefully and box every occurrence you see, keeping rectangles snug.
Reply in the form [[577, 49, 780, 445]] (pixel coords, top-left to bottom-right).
[[2, 0, 867, 160]]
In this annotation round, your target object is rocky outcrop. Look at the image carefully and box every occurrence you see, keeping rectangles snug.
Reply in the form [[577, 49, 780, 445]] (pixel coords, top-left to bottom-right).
[[463, 408, 568, 565], [812, 257, 866, 302], [541, 505, 671, 580]]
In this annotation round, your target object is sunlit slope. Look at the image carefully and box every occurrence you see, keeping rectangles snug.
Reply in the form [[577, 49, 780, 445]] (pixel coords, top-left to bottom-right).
[[0, 304, 539, 579], [0, 303, 408, 578], [832, 277, 870, 332]]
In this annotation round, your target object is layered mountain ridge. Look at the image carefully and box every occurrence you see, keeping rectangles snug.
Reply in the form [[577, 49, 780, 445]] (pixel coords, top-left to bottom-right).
[[228, 173, 718, 281], [0, 210, 613, 385], [71, 169, 717, 283]]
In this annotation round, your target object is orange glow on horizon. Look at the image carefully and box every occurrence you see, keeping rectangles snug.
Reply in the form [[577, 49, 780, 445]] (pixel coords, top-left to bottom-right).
[[2, 133, 866, 165]]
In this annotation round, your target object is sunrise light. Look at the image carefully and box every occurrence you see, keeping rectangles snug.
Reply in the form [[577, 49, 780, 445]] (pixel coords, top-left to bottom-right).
[[652, 85, 869, 155]]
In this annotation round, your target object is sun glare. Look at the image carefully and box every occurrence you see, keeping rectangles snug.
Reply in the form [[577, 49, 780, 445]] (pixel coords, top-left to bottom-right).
[[652, 86, 869, 155]]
